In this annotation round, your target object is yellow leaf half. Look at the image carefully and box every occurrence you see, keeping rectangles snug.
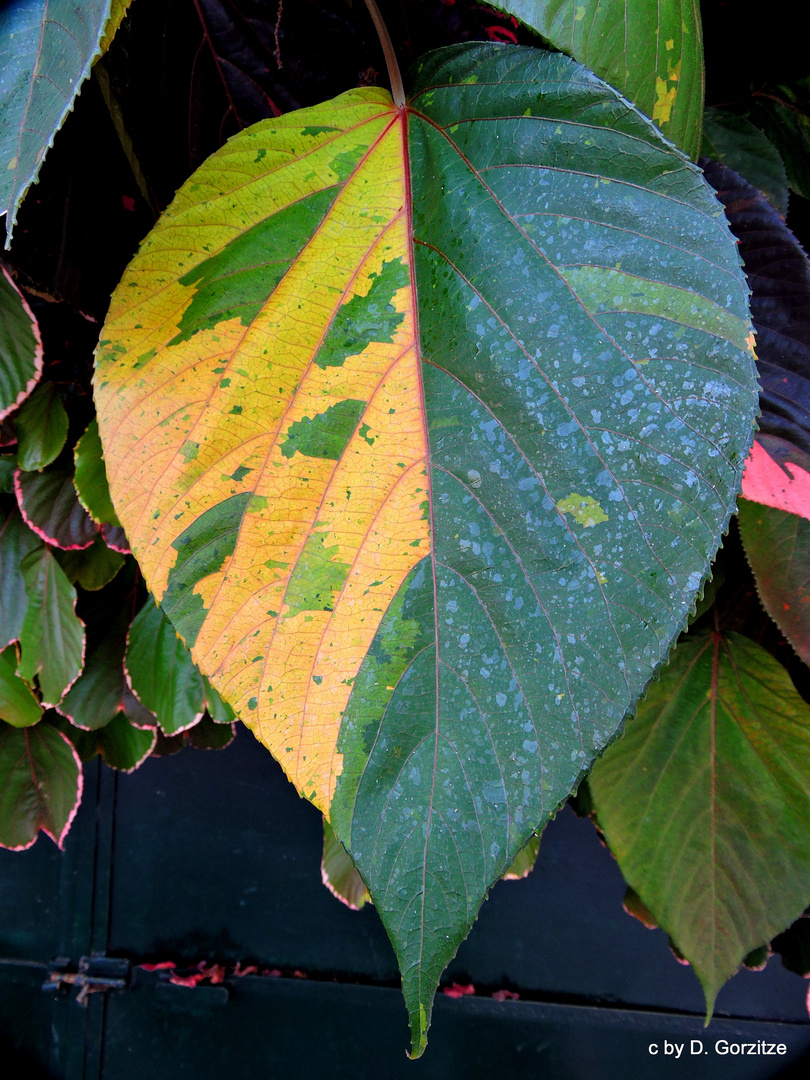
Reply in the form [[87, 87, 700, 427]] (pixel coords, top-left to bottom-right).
[[95, 89, 429, 812]]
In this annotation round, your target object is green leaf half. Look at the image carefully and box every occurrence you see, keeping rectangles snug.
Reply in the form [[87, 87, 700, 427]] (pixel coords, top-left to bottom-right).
[[0, 721, 82, 849]]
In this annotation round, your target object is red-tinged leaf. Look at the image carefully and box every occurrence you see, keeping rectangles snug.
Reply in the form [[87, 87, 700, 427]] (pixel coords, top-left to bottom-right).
[[14, 383, 69, 472], [15, 466, 100, 550], [491, 990, 519, 1002], [740, 437, 810, 520], [0, 266, 43, 422], [623, 887, 658, 930], [0, 497, 39, 649], [122, 687, 157, 730], [140, 961, 177, 972], [703, 160, 810, 468], [18, 545, 85, 708], [442, 983, 475, 999], [738, 496, 810, 664], [101, 523, 130, 554], [0, 723, 82, 850]]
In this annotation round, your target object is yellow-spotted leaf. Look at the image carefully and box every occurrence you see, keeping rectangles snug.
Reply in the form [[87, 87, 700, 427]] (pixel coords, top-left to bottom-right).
[[95, 44, 758, 1054]]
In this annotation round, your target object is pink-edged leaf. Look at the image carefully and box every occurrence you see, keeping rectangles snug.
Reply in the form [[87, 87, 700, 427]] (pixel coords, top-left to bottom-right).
[[15, 466, 100, 549], [18, 544, 85, 707], [0, 722, 82, 850], [740, 437, 810, 520], [101, 522, 130, 554], [122, 686, 157, 729], [0, 266, 42, 422], [0, 496, 38, 648]]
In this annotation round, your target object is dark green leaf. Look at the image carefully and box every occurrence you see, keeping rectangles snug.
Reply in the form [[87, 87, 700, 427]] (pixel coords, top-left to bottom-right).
[[0, 0, 113, 243], [58, 622, 127, 731], [18, 544, 85, 707], [0, 496, 38, 648], [738, 499, 810, 664], [701, 109, 788, 215], [57, 536, 125, 591], [14, 382, 68, 471], [73, 418, 122, 526], [68, 711, 155, 772], [590, 632, 810, 1017], [126, 599, 205, 735], [484, 0, 704, 157], [15, 465, 99, 549], [0, 265, 42, 419], [322, 818, 370, 911], [0, 643, 41, 727], [623, 887, 657, 929], [186, 714, 235, 750], [750, 80, 810, 202], [0, 721, 81, 849], [0, 454, 15, 493]]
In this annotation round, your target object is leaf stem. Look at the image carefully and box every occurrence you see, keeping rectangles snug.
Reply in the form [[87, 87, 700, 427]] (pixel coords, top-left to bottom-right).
[[363, 0, 405, 107]]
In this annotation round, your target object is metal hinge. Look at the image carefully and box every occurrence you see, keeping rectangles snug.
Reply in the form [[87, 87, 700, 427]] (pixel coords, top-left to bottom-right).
[[43, 954, 130, 1005]]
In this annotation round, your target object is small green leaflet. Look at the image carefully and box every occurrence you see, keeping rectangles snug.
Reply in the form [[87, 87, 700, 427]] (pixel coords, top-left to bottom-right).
[[126, 600, 205, 735], [74, 418, 122, 526]]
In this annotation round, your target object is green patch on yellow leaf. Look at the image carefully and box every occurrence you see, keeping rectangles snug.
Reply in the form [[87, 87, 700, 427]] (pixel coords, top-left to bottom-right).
[[281, 399, 367, 460]]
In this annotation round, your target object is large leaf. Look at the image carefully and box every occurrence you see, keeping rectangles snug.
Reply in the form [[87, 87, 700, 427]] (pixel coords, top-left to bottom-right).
[[0, 265, 42, 420], [18, 543, 85, 707], [737, 498, 810, 665], [485, 0, 704, 158], [94, 43, 757, 1052], [590, 632, 810, 1016], [0, 497, 39, 648], [0, 0, 113, 244], [0, 721, 82, 849]]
